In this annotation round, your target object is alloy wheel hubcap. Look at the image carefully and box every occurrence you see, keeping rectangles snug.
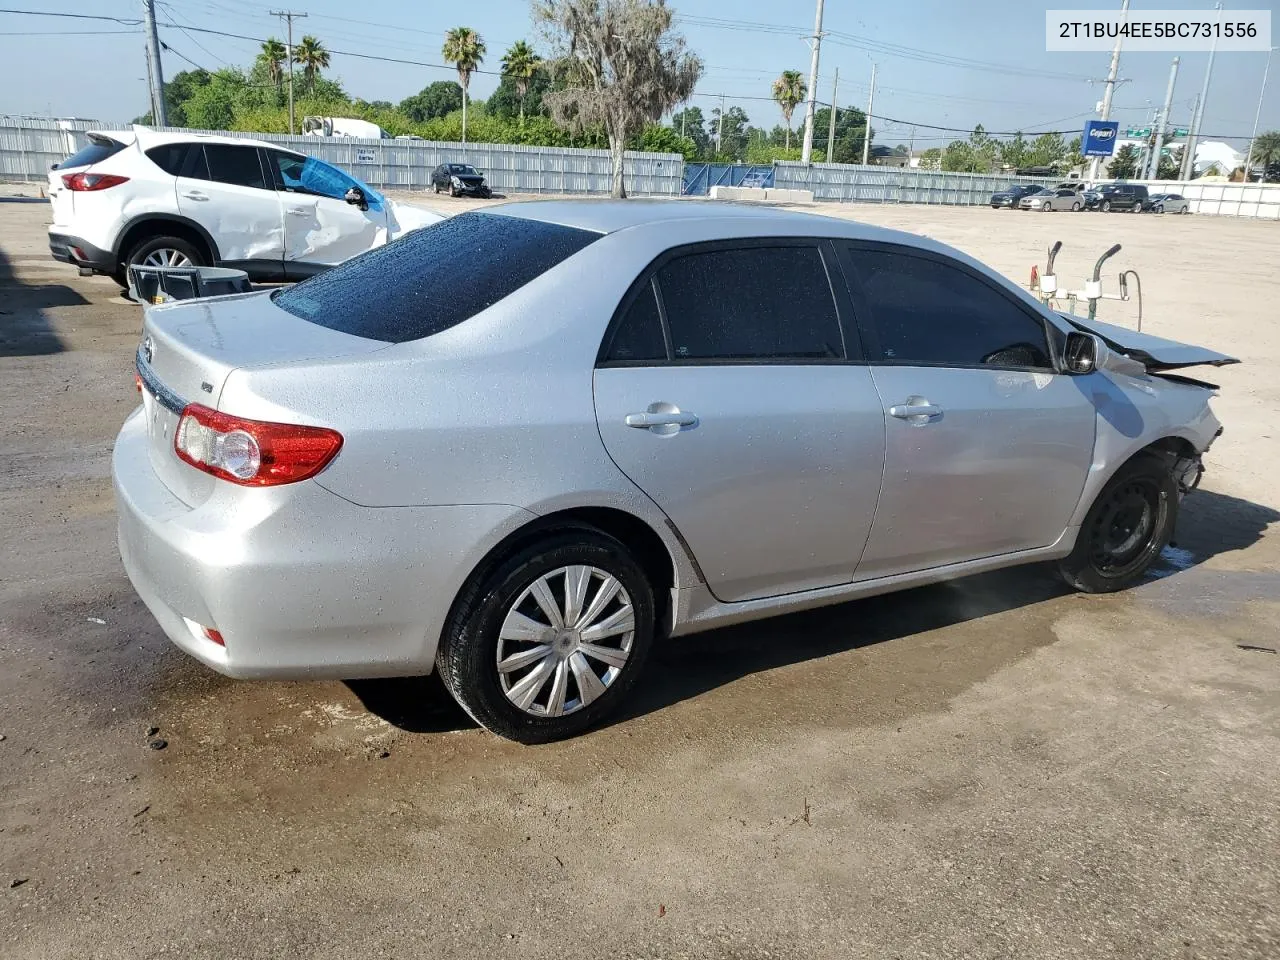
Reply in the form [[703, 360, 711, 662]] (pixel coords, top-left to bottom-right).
[[141, 248, 192, 268], [496, 565, 634, 718]]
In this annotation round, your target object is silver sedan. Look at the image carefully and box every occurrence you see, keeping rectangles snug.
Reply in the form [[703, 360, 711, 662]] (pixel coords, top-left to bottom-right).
[[115, 201, 1234, 741]]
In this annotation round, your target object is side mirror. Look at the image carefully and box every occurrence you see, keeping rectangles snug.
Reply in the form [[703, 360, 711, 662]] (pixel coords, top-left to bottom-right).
[[344, 186, 368, 211], [1063, 331, 1098, 375]]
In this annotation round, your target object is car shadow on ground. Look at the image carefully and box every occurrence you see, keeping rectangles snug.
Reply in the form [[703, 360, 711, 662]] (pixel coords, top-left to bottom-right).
[[347, 487, 1279, 736], [0, 247, 85, 356]]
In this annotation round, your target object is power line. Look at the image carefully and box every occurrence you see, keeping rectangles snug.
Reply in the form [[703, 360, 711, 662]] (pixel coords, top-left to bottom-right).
[[0, 8, 142, 23], [0, 28, 140, 35]]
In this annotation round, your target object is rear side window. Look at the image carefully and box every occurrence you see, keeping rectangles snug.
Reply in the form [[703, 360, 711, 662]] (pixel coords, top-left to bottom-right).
[[656, 246, 844, 361], [203, 144, 269, 189], [146, 143, 192, 176], [603, 280, 667, 363], [272, 213, 600, 343], [58, 138, 125, 170], [849, 247, 1052, 369]]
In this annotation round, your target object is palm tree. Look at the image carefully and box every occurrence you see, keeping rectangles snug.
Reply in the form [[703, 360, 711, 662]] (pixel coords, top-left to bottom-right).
[[293, 35, 330, 92], [443, 27, 486, 144], [771, 70, 806, 150], [260, 38, 287, 93], [1247, 130, 1280, 178], [501, 40, 541, 125]]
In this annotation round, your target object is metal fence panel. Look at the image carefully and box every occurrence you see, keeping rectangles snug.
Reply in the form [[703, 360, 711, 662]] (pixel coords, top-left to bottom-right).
[[0, 117, 684, 197], [773, 161, 1060, 206]]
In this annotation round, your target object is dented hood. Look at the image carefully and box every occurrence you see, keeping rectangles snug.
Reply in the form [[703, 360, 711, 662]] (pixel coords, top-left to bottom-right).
[[1060, 314, 1239, 370]]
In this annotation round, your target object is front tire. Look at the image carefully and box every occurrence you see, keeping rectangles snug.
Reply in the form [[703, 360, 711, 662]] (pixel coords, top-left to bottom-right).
[[1059, 454, 1178, 594], [437, 528, 656, 743], [1071, 201, 1081, 211], [1101, 200, 1112, 212]]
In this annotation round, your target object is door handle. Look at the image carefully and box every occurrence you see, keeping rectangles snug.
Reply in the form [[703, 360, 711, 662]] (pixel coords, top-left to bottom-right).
[[625, 411, 698, 429], [286, 208, 310, 216], [182, 191, 208, 201], [889, 399, 943, 421]]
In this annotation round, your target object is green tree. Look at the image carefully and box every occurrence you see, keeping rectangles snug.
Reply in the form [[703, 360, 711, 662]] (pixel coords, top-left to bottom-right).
[[293, 35, 330, 92], [632, 123, 696, 160], [537, 0, 702, 197], [709, 104, 750, 159], [770, 69, 806, 150], [1248, 130, 1280, 176], [1108, 143, 1139, 179], [942, 139, 980, 172], [501, 40, 542, 124], [810, 104, 868, 164], [259, 38, 287, 93], [443, 27, 486, 143], [669, 106, 710, 158], [1156, 145, 1183, 180], [1028, 132, 1067, 168], [182, 68, 248, 130], [399, 81, 464, 122], [1000, 131, 1029, 170], [133, 67, 211, 125], [1063, 135, 1085, 172], [967, 124, 999, 172], [919, 147, 942, 170]]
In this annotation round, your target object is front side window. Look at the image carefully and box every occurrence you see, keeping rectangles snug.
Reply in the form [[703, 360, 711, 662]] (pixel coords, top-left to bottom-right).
[[268, 152, 384, 212], [848, 247, 1052, 370], [272, 212, 599, 343], [655, 245, 844, 361], [202, 144, 269, 190]]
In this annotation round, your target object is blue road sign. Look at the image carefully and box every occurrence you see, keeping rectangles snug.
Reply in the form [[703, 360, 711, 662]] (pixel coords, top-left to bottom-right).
[[1083, 121, 1121, 157]]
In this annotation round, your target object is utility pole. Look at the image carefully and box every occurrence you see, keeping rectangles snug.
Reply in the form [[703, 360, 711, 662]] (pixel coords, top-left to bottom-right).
[[1179, 92, 1201, 179], [271, 9, 307, 135], [800, 0, 825, 163], [1182, 1, 1222, 181], [861, 62, 877, 166], [716, 93, 725, 155], [1147, 57, 1180, 180], [142, 0, 167, 125], [1088, 0, 1130, 182], [1243, 46, 1277, 181], [825, 68, 838, 163]]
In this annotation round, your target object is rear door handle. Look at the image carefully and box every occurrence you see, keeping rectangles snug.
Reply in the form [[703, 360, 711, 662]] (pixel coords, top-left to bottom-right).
[[889, 400, 943, 420], [625, 411, 698, 428], [182, 191, 208, 201], [286, 208, 310, 216]]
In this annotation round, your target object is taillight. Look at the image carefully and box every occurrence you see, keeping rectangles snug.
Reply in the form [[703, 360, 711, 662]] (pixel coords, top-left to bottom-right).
[[61, 172, 129, 191], [174, 403, 343, 486]]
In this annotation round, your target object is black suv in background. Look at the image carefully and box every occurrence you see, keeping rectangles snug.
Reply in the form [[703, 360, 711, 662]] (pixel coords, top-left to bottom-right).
[[1083, 183, 1149, 212], [989, 183, 1042, 208]]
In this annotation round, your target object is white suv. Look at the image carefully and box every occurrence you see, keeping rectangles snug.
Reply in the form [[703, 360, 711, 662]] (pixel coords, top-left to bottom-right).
[[48, 127, 442, 284]]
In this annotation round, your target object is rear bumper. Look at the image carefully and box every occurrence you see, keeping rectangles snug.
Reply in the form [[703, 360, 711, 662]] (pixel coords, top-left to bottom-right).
[[48, 231, 114, 271], [112, 407, 532, 679]]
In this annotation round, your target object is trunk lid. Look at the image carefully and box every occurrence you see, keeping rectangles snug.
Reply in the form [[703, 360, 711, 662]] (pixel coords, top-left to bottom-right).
[[1061, 314, 1239, 370], [136, 290, 390, 505]]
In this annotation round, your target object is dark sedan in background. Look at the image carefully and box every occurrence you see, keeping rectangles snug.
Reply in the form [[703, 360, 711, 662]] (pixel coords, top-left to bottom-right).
[[431, 163, 492, 198], [989, 184, 1041, 208]]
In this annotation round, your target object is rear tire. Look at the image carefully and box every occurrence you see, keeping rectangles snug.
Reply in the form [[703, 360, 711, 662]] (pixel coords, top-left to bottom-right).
[[121, 235, 205, 286], [436, 528, 656, 743], [1059, 454, 1178, 594]]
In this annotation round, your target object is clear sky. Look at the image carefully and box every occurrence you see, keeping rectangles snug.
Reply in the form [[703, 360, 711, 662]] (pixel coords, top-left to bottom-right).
[[1, 0, 1277, 151]]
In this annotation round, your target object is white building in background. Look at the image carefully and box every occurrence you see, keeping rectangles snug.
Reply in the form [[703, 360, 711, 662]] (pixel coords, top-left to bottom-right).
[[1100, 138, 1244, 179]]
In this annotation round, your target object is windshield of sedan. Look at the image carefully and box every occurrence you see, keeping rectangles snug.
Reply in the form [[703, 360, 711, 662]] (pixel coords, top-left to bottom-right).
[[448, 164, 479, 175], [271, 213, 600, 343]]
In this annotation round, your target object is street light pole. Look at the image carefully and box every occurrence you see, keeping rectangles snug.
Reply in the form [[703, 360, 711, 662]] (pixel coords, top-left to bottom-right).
[[799, 0, 825, 163], [861, 62, 877, 166], [1147, 57, 1180, 180], [1243, 47, 1277, 182], [1181, 1, 1223, 180], [1089, 0, 1130, 182]]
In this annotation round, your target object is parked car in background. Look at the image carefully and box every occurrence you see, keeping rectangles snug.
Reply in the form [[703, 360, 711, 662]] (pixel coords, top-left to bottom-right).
[[116, 201, 1234, 742], [302, 116, 391, 139], [1144, 192, 1191, 214], [1020, 188, 1083, 212], [431, 163, 492, 198], [47, 128, 441, 284], [1083, 183, 1149, 212], [989, 184, 1041, 208]]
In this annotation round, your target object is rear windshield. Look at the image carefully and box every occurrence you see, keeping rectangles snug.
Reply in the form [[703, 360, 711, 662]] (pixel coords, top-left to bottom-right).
[[58, 138, 125, 170], [271, 212, 600, 343]]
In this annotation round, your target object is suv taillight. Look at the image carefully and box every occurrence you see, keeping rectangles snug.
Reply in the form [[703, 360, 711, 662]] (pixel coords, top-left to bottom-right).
[[61, 173, 129, 191], [174, 403, 343, 486]]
